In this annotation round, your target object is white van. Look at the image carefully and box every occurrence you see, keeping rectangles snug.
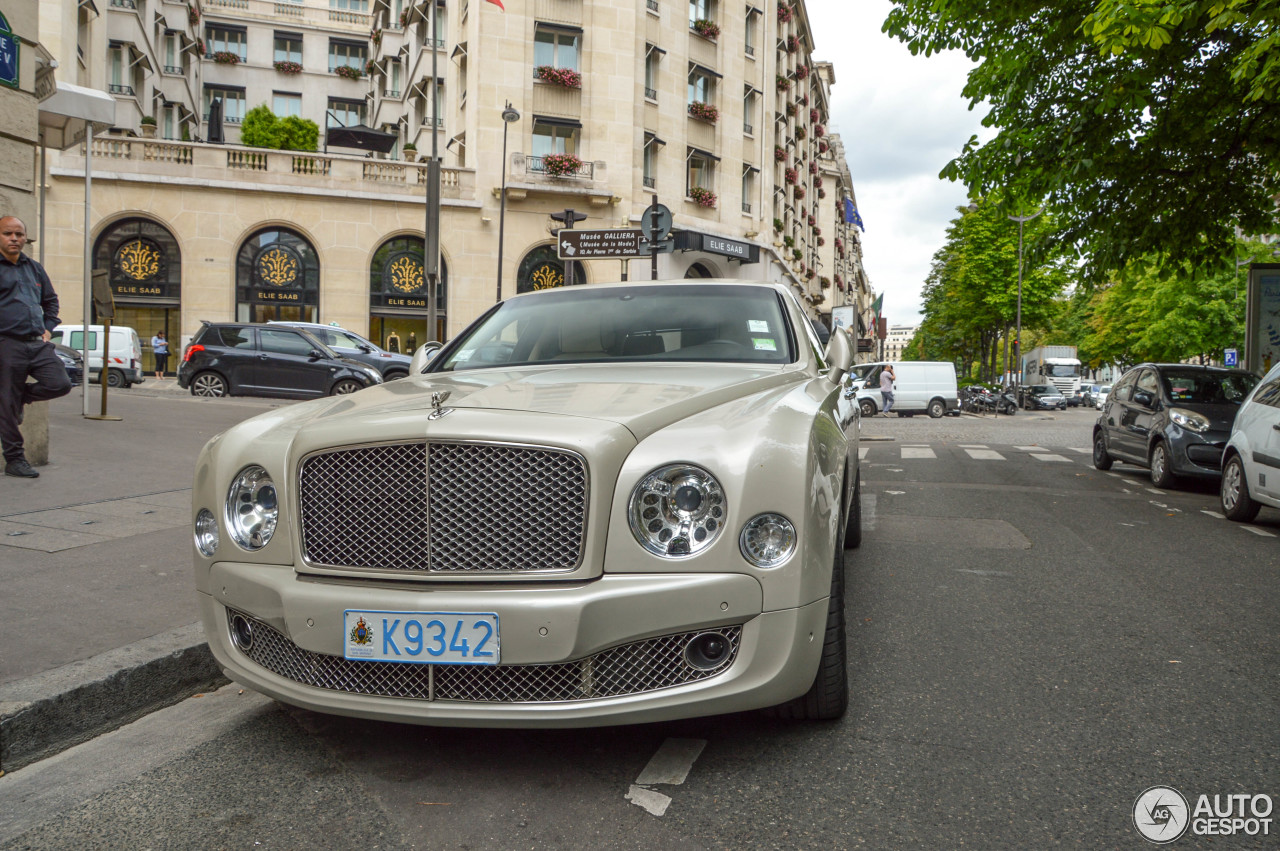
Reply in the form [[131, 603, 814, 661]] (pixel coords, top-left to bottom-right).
[[49, 324, 146, 388], [847, 361, 959, 418]]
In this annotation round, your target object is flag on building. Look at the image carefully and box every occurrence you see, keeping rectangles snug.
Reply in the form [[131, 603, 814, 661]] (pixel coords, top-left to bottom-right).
[[486, 0, 505, 8], [843, 198, 865, 231], [871, 292, 883, 321]]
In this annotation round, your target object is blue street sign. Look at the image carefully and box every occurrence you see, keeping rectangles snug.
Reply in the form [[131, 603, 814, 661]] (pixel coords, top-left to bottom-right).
[[0, 14, 16, 91], [1224, 348, 1238, 367]]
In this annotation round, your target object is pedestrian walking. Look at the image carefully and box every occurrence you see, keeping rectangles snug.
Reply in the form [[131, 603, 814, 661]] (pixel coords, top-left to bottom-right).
[[151, 330, 169, 379], [0, 215, 72, 478], [879, 364, 896, 416]]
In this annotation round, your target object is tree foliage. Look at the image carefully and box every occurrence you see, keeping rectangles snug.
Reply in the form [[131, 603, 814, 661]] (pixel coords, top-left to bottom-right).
[[884, 1, 1280, 284], [239, 105, 320, 152]]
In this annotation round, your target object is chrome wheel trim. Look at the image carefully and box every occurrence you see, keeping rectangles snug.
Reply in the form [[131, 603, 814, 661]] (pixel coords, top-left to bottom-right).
[[193, 374, 225, 397], [1222, 460, 1242, 511], [332, 380, 360, 395]]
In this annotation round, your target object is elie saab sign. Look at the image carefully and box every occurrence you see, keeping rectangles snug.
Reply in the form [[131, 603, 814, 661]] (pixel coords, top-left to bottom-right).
[[674, 230, 760, 264]]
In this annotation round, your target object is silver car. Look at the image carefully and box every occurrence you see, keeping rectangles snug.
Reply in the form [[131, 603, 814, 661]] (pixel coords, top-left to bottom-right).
[[192, 280, 861, 726]]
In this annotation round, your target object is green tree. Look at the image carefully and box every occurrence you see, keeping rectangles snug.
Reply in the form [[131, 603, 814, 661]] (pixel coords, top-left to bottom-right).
[[883, 1, 1280, 283], [238, 105, 319, 152]]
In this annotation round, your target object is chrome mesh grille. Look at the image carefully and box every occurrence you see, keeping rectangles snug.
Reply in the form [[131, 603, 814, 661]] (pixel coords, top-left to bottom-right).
[[298, 441, 586, 572], [227, 610, 740, 703]]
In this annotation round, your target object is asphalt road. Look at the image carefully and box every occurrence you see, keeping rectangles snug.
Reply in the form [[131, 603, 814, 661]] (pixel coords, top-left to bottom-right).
[[2, 404, 1277, 849]]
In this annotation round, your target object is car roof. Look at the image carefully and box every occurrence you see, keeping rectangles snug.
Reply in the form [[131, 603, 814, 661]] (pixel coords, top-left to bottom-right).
[[501, 278, 793, 303], [1131, 362, 1254, 376]]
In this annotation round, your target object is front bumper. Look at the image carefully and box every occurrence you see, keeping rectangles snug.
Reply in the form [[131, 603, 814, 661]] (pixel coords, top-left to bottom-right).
[[1167, 430, 1229, 478], [198, 562, 829, 726]]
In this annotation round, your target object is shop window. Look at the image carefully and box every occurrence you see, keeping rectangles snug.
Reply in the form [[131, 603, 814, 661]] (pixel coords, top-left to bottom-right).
[[235, 228, 320, 324], [516, 245, 586, 294]]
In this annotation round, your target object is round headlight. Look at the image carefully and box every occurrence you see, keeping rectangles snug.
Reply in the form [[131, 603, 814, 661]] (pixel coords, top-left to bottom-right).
[[225, 466, 278, 550], [628, 464, 726, 558], [194, 507, 219, 557], [739, 513, 797, 568]]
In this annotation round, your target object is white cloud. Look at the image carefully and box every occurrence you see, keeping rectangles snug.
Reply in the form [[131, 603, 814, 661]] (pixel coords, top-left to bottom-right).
[[808, 0, 990, 324]]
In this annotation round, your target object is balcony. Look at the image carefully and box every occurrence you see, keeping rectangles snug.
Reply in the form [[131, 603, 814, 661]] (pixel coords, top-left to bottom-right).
[[504, 153, 615, 207], [109, 83, 136, 96], [66, 137, 475, 204], [203, 0, 370, 32]]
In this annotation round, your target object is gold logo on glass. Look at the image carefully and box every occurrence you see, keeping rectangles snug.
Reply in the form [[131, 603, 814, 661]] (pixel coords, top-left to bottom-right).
[[118, 240, 160, 281], [390, 256, 424, 293], [258, 247, 299, 287], [532, 264, 563, 290]]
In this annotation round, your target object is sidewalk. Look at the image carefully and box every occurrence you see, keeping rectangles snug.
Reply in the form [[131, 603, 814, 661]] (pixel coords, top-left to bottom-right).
[[0, 387, 287, 773]]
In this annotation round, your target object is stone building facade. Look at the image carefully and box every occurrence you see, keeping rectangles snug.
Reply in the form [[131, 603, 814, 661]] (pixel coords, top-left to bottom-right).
[[36, 0, 875, 370]]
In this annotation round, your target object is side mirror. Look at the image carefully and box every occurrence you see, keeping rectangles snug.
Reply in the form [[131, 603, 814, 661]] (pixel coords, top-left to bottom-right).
[[308, 349, 326, 360], [1133, 389, 1154, 408], [409, 340, 444, 374], [824, 327, 853, 387], [358, 344, 374, 353]]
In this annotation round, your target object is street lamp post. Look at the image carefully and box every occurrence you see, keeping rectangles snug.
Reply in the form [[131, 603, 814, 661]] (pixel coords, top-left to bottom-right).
[[496, 102, 520, 303], [1008, 207, 1041, 393]]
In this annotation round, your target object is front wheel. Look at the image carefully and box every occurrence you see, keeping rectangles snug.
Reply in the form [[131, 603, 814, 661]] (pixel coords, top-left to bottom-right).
[[330, 379, 363, 396], [927, 399, 945, 418], [844, 471, 863, 549], [1004, 402, 1017, 415], [859, 399, 876, 419], [1093, 430, 1114, 471], [1149, 442, 1177, 489], [190, 372, 228, 397], [1221, 454, 1261, 522], [106, 369, 125, 388]]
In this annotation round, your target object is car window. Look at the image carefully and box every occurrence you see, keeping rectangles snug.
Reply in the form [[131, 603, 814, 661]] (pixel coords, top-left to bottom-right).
[[1111, 373, 1135, 403], [213, 327, 254, 349], [311, 328, 366, 349], [438, 285, 796, 370], [1135, 370, 1160, 403], [1254, 377, 1280, 408], [1158, 369, 1257, 404], [259, 329, 317, 357]]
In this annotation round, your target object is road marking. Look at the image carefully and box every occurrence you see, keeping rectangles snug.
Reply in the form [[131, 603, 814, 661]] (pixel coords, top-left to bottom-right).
[[1013, 446, 1041, 451], [958, 444, 988, 448], [1031, 454, 1071, 462], [965, 449, 1005, 460], [1146, 488, 1166, 495], [1243, 526, 1277, 537], [858, 446, 869, 460], [1106, 472, 1122, 477], [1122, 479, 1143, 487], [627, 738, 707, 817], [1068, 447, 1091, 454], [901, 447, 936, 459], [1201, 510, 1225, 519]]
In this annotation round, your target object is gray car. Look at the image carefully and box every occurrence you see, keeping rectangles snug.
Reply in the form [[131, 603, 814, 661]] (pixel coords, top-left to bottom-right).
[[268, 321, 413, 380]]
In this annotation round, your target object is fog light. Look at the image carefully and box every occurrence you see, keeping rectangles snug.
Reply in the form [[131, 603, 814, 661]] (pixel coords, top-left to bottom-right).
[[684, 632, 732, 671], [194, 508, 219, 557], [739, 513, 797, 568], [230, 613, 254, 651]]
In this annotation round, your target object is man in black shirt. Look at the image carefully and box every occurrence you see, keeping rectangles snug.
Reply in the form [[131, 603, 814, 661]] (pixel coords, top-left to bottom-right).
[[0, 216, 72, 478]]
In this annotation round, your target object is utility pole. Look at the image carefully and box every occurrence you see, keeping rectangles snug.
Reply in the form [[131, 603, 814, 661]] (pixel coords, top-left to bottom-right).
[[425, 0, 441, 342]]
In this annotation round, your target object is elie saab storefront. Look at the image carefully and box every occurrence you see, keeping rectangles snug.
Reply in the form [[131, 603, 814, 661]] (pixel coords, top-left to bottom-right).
[[92, 218, 182, 374]]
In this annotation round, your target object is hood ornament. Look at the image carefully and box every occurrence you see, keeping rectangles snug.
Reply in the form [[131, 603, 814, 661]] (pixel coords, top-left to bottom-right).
[[428, 390, 453, 420]]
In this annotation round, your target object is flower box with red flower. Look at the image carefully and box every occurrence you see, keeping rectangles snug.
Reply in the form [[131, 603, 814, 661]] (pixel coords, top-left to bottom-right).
[[795, 65, 810, 80], [274, 61, 302, 74], [536, 66, 582, 89], [776, 75, 791, 91], [542, 153, 584, 177], [777, 4, 793, 24], [793, 185, 806, 199], [774, 146, 787, 163], [692, 19, 720, 40], [784, 168, 798, 185], [688, 101, 719, 123], [688, 186, 717, 207]]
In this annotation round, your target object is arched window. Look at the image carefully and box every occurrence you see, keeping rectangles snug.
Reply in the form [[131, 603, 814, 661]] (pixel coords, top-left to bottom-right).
[[235, 227, 320, 323], [685, 262, 715, 278], [93, 217, 181, 306], [369, 236, 449, 350], [516, 244, 586, 294]]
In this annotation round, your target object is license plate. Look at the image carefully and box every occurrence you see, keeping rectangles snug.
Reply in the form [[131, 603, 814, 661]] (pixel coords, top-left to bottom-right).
[[344, 610, 500, 664]]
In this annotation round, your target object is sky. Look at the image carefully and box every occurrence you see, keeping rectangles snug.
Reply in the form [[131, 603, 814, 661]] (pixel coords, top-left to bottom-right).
[[806, 0, 989, 326]]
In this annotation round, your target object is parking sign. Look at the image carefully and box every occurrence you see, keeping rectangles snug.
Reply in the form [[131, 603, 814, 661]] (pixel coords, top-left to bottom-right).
[[1225, 348, 1238, 367]]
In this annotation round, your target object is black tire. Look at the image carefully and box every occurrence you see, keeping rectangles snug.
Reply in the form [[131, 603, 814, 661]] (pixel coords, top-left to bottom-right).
[[384, 370, 408, 381], [1004, 403, 1017, 416], [859, 398, 876, 419], [763, 542, 848, 721], [106, 369, 125, 388], [190, 372, 228, 398], [1221, 454, 1261, 522], [1149, 441, 1177, 489], [927, 399, 945, 418], [1092, 429, 1114, 471], [330, 379, 363, 396], [844, 471, 863, 549]]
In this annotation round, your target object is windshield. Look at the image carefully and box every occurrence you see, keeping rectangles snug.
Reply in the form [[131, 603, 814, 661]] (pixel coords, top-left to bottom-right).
[[1161, 370, 1257, 405], [1046, 363, 1080, 378], [437, 285, 796, 370]]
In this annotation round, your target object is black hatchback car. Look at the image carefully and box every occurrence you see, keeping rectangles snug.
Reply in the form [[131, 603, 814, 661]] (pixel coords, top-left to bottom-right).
[[1092, 363, 1258, 487], [178, 322, 383, 399]]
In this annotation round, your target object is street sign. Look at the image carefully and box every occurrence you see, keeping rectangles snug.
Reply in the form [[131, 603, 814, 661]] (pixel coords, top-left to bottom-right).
[[639, 237, 675, 254], [0, 16, 18, 90], [640, 203, 672, 240], [557, 228, 648, 259], [1225, 348, 1238, 367]]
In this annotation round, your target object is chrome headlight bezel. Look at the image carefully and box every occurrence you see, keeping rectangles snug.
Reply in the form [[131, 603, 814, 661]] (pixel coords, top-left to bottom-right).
[[628, 464, 727, 558], [225, 465, 279, 551], [1169, 407, 1211, 434], [194, 507, 219, 557], [739, 513, 797, 568]]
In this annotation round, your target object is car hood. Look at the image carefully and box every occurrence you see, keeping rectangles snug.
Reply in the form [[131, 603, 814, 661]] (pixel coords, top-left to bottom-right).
[[1169, 402, 1241, 431], [255, 362, 807, 444]]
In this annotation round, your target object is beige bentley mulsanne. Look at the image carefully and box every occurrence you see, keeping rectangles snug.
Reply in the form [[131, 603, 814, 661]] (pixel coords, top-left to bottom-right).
[[192, 280, 862, 726]]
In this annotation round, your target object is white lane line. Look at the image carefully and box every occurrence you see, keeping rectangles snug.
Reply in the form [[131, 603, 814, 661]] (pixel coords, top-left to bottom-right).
[[1202, 510, 1226, 520], [1013, 445, 1041, 452], [627, 737, 707, 817], [958, 444, 988, 448], [1244, 526, 1277, 537], [1146, 488, 1166, 495], [1106, 472, 1122, 477], [1068, 447, 1091, 454], [965, 448, 1005, 460], [1031, 454, 1071, 462], [1122, 479, 1143, 487], [858, 446, 869, 460], [901, 447, 936, 459]]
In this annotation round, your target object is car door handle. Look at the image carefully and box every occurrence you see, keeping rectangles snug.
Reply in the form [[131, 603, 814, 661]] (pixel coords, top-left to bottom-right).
[[1273, 423, 1280, 431]]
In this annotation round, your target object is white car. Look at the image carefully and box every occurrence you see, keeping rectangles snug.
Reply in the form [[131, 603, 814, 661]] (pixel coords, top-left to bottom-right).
[[1220, 362, 1280, 522], [1093, 385, 1111, 409], [191, 280, 862, 727]]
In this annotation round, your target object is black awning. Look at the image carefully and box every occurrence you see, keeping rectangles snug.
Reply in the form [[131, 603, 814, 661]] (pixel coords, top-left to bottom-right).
[[326, 123, 399, 153]]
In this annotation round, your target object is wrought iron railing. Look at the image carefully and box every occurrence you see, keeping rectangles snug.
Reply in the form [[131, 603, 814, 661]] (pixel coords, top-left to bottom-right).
[[527, 156, 594, 179]]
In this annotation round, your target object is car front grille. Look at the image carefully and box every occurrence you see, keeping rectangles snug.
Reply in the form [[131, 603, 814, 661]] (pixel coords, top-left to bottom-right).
[[226, 610, 741, 703], [1186, 443, 1226, 467], [298, 441, 587, 573]]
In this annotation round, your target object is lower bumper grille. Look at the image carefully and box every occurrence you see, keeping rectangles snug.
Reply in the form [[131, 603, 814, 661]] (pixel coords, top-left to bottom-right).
[[227, 610, 741, 703], [1186, 442, 1226, 467]]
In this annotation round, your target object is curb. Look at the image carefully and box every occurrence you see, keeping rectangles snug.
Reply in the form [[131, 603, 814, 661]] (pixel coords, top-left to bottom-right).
[[0, 623, 227, 774]]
